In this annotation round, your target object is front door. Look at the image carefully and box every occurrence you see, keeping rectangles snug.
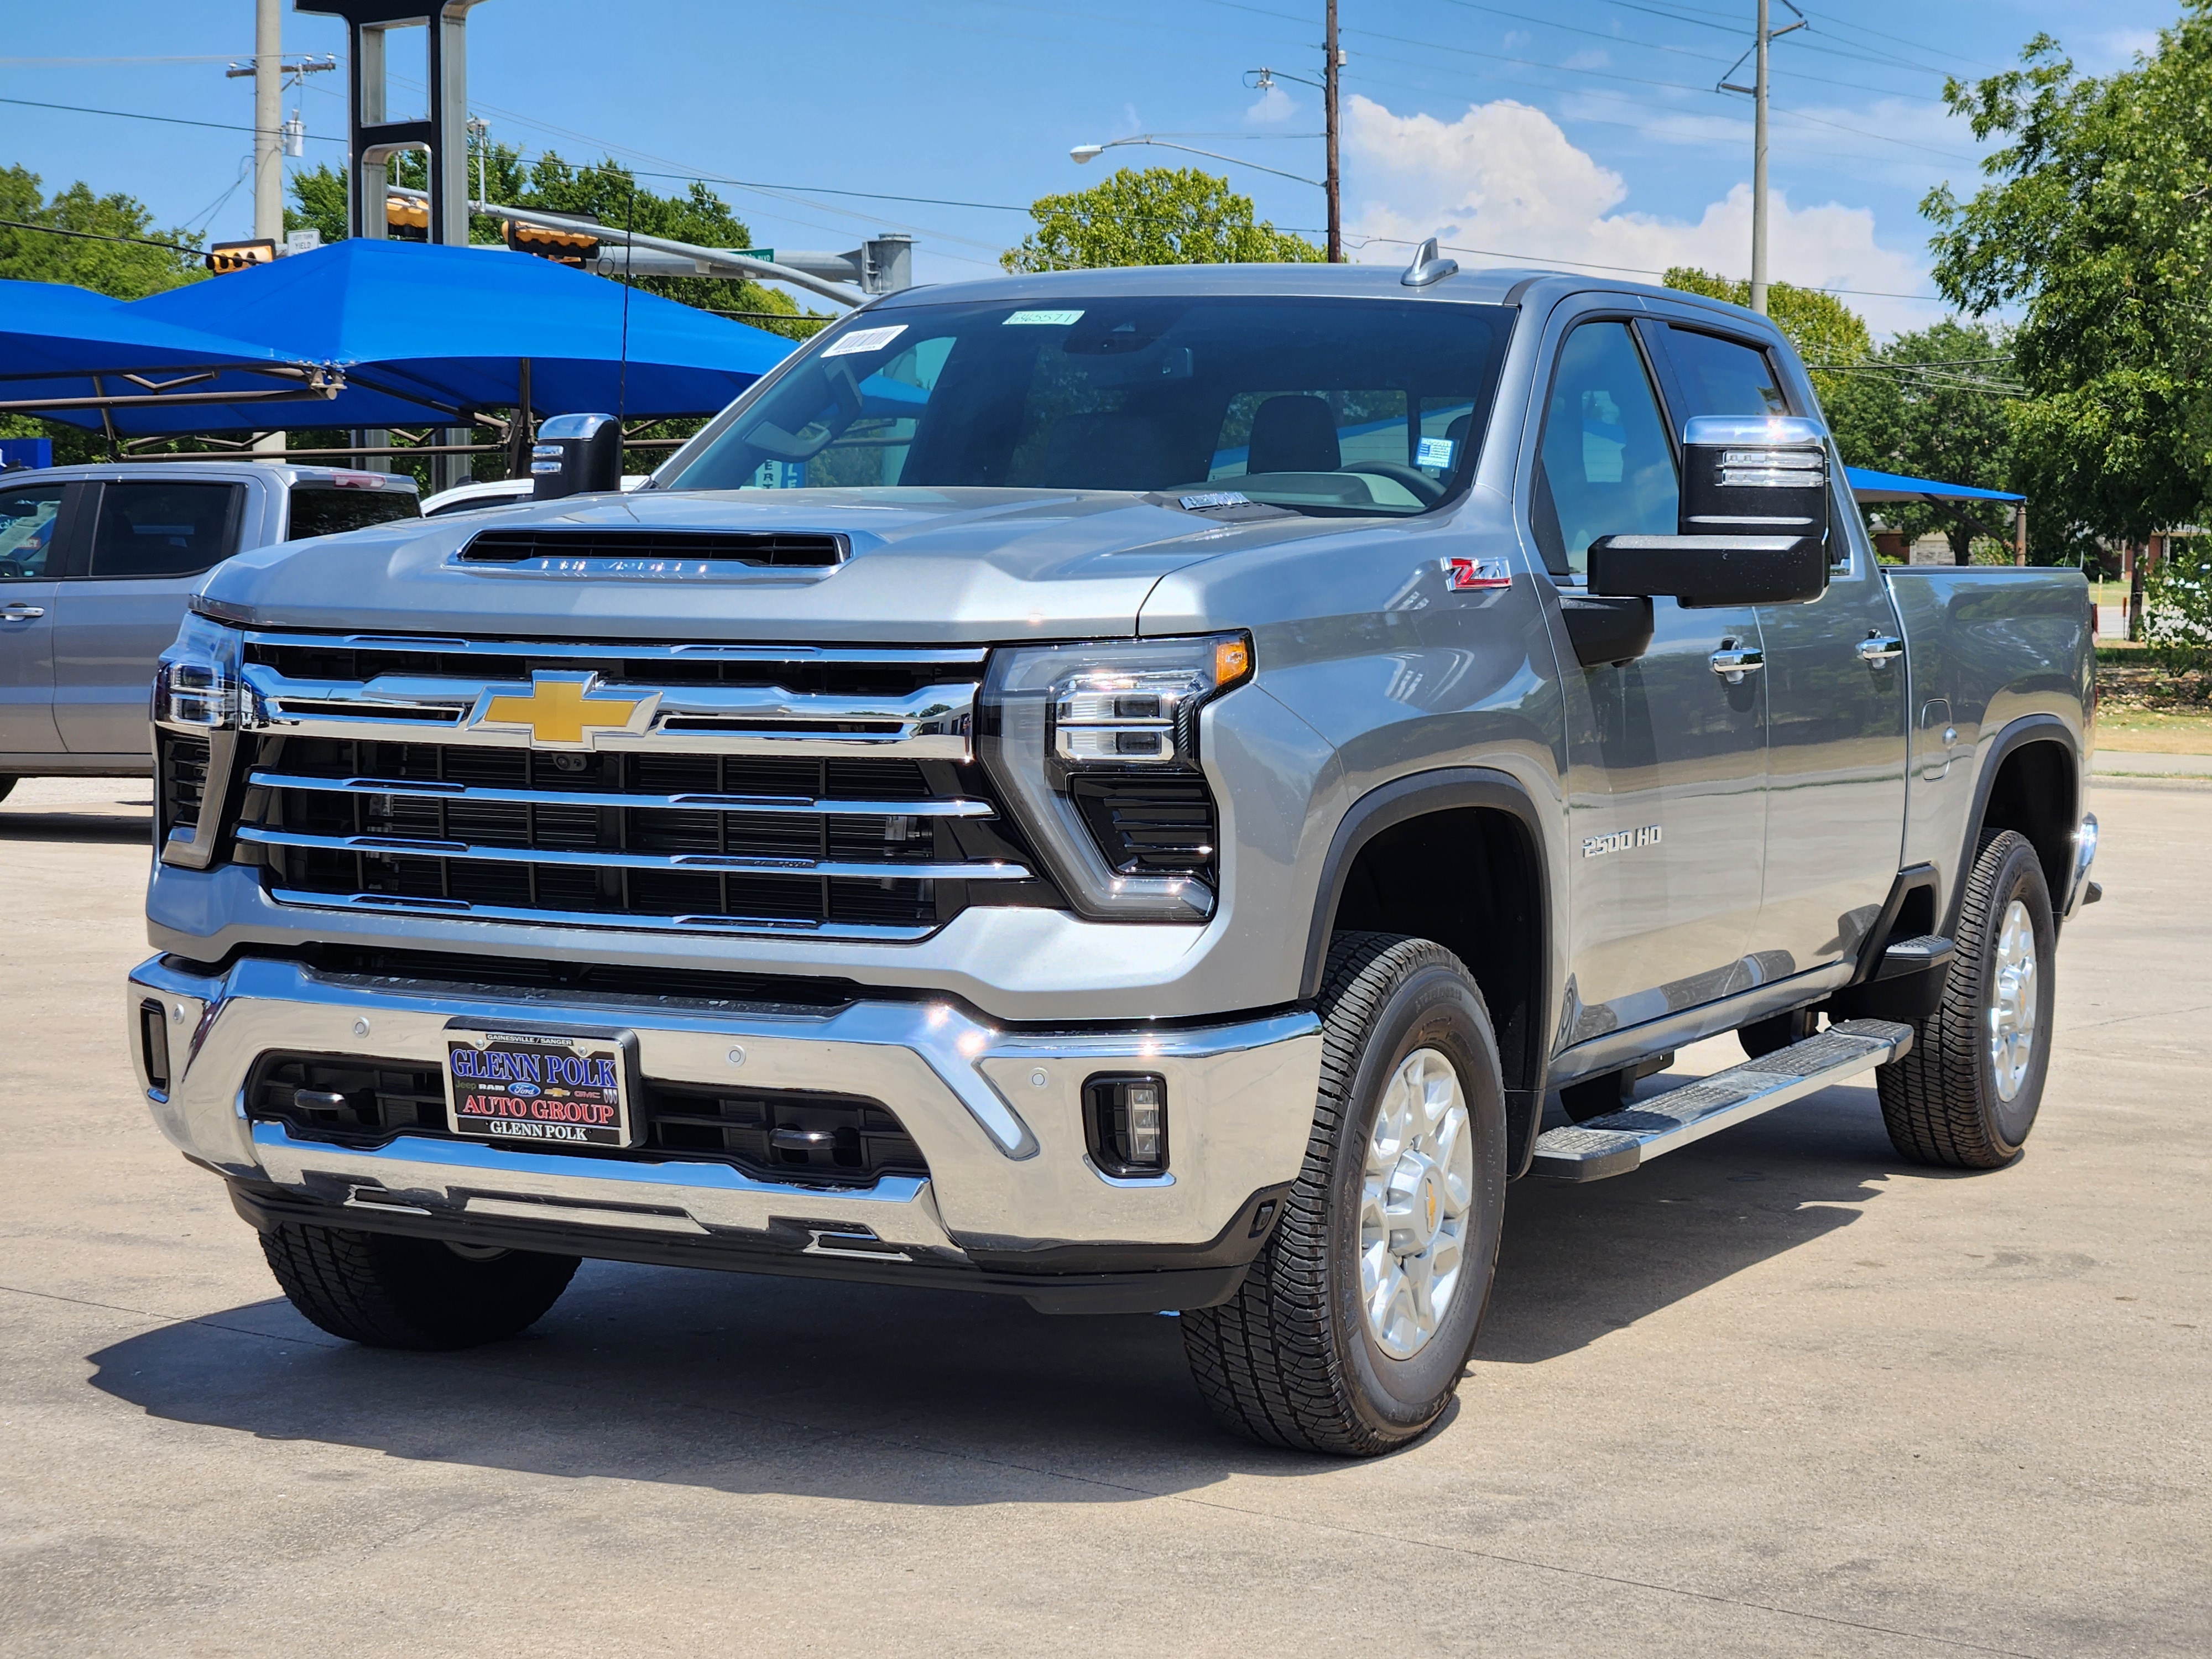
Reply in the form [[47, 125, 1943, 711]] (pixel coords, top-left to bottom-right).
[[51, 478, 246, 759], [1533, 317, 1770, 1046], [1652, 325, 1908, 973], [0, 478, 69, 759]]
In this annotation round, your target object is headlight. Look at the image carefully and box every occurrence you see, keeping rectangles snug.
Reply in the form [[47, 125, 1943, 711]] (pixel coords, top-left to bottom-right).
[[154, 610, 251, 731], [980, 633, 1251, 922]]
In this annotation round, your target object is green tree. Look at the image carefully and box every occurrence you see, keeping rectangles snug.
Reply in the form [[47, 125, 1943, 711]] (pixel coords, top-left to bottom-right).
[[1924, 9, 2212, 550], [1001, 166, 1321, 271], [1820, 320, 2022, 563], [287, 147, 818, 339], [1661, 267, 1872, 406]]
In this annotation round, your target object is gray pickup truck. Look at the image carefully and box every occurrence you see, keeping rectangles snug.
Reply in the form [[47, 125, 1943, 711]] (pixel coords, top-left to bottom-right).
[[0, 461, 419, 796], [126, 258, 2098, 1456]]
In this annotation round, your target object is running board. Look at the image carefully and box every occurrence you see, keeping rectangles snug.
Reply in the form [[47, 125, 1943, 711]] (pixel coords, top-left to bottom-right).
[[1530, 1019, 1914, 1182]]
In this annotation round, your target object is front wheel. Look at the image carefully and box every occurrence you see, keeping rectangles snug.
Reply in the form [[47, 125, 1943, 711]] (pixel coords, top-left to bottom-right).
[[1182, 933, 1507, 1456], [259, 1220, 580, 1350], [1876, 829, 2057, 1168]]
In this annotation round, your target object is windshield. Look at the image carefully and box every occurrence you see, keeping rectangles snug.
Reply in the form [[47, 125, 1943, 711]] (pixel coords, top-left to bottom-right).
[[666, 295, 1516, 516]]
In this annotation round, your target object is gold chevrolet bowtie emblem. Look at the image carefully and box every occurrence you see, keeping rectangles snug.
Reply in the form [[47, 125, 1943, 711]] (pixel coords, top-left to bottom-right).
[[476, 673, 652, 748]]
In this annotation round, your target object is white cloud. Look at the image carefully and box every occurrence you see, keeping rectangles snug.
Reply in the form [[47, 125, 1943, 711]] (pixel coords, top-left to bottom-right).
[[1342, 94, 1946, 335], [1245, 83, 1299, 126]]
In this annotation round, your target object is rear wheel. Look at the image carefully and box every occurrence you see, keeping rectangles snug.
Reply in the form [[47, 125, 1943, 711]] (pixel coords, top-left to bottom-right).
[[1876, 830, 2056, 1168], [1182, 932, 1507, 1456], [259, 1220, 580, 1350]]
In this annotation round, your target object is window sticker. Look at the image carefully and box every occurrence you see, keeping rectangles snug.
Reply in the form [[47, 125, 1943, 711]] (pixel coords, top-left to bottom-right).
[[1003, 309, 1085, 326], [821, 324, 907, 358], [1415, 436, 1455, 469]]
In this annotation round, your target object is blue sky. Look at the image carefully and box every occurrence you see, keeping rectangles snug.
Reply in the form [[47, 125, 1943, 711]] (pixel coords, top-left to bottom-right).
[[0, 1, 2182, 335]]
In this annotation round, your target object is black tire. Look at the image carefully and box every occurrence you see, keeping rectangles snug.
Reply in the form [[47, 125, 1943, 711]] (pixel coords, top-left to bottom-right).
[[1182, 932, 1508, 1456], [1876, 829, 2056, 1168], [1739, 1006, 1817, 1060], [259, 1220, 580, 1350], [0, 776, 15, 804]]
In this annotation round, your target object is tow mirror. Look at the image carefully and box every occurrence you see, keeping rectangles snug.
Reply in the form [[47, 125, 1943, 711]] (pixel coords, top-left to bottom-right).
[[531, 412, 623, 500], [1586, 415, 1832, 616]]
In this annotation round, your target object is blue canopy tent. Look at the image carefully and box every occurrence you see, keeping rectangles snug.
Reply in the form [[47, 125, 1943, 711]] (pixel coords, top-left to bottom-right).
[[0, 276, 344, 437], [1846, 465, 2026, 563], [107, 239, 794, 437]]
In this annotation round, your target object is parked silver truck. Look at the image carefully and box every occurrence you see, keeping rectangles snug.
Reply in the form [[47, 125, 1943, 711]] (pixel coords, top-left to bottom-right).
[[0, 461, 419, 795], [126, 258, 2098, 1455]]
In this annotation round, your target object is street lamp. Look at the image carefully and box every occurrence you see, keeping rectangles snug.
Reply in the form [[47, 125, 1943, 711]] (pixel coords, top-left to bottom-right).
[[1068, 135, 1324, 190]]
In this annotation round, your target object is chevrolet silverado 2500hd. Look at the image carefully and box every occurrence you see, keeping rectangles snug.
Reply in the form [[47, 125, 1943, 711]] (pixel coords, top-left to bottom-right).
[[127, 254, 2098, 1455]]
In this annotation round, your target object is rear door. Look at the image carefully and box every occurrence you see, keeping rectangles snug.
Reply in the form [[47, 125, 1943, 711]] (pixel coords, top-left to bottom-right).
[[51, 477, 247, 759], [1649, 322, 1908, 974], [0, 478, 71, 759]]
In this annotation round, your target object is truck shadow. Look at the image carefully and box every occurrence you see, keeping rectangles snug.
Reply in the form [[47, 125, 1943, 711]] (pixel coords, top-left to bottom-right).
[[0, 805, 153, 843], [82, 1081, 1949, 1497]]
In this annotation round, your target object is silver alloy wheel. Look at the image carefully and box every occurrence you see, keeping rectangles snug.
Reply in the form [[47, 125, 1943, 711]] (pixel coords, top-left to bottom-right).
[[1359, 1046, 1474, 1360], [1987, 897, 2039, 1102]]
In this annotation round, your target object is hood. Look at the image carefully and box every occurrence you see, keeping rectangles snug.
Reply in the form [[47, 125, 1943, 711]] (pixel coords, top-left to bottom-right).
[[200, 486, 1345, 642]]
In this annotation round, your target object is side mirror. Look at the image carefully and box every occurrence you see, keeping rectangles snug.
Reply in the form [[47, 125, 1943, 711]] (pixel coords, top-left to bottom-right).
[[531, 413, 623, 500], [1586, 415, 1832, 614]]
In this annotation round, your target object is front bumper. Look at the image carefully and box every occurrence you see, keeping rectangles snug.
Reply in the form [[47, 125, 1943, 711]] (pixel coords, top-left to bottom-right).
[[127, 954, 1322, 1312]]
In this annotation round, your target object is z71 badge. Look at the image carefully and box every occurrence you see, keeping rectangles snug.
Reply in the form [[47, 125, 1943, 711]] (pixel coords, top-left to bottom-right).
[[1441, 557, 1512, 591], [1583, 825, 1662, 857]]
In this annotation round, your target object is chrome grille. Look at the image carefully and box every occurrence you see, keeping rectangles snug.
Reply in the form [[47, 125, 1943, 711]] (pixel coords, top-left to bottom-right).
[[228, 634, 1029, 939]]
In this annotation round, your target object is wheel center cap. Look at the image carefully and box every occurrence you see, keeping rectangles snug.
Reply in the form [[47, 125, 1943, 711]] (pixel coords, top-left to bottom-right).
[[1412, 1166, 1443, 1250]]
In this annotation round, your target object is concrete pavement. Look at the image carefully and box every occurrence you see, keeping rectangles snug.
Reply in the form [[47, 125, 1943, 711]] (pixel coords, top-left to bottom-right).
[[1, 775, 2205, 1657]]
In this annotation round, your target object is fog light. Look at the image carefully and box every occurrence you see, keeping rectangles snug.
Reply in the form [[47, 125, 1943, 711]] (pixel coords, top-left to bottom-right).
[[1084, 1072, 1168, 1176]]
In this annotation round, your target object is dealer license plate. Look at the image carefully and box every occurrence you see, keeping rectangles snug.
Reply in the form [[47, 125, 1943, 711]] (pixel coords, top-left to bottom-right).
[[445, 1029, 635, 1149]]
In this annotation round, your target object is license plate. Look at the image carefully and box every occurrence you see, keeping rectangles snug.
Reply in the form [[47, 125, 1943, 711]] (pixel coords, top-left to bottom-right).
[[445, 1028, 635, 1149]]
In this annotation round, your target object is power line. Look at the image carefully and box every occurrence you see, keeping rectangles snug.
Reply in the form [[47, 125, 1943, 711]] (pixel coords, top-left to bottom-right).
[[0, 215, 204, 255], [0, 93, 343, 144]]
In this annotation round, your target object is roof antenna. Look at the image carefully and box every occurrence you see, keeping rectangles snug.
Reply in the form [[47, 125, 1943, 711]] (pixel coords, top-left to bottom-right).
[[1401, 236, 1459, 288]]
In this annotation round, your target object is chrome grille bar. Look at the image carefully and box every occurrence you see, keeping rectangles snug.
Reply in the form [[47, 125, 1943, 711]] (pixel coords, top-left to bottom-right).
[[247, 769, 995, 819], [242, 630, 990, 666], [266, 888, 939, 941], [240, 823, 1029, 883]]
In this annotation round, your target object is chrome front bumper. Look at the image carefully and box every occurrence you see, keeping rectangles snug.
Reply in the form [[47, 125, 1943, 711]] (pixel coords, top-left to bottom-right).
[[127, 954, 1322, 1273]]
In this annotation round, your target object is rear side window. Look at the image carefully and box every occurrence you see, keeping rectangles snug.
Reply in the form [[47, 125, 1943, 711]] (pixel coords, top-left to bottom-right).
[[288, 482, 421, 540], [88, 482, 244, 579]]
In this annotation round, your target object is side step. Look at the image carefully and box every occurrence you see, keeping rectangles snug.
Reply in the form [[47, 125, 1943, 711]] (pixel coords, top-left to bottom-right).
[[1530, 1018, 1914, 1182]]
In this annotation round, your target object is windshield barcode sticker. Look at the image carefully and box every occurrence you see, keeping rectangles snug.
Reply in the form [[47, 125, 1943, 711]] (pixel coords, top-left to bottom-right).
[[821, 324, 907, 358], [1416, 436, 1455, 468], [1004, 309, 1084, 326]]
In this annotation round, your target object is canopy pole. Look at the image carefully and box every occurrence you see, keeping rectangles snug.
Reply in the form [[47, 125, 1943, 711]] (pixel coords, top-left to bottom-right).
[[508, 357, 533, 480], [2014, 502, 2027, 567]]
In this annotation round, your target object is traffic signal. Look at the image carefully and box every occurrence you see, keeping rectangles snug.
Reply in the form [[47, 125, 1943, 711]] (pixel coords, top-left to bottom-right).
[[205, 238, 277, 275], [506, 218, 600, 265], [385, 195, 429, 239]]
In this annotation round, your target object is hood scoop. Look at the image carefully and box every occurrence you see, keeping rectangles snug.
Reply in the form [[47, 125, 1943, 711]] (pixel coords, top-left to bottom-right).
[[456, 527, 850, 575]]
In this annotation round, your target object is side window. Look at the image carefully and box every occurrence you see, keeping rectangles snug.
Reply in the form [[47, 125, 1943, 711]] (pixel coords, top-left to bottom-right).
[[1664, 328, 1790, 418], [87, 482, 244, 580], [0, 483, 66, 580], [1532, 322, 1678, 576]]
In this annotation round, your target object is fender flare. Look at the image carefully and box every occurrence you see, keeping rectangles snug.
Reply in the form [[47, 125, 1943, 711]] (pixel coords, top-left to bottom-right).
[[1948, 712, 2081, 937], [1300, 766, 1552, 1000]]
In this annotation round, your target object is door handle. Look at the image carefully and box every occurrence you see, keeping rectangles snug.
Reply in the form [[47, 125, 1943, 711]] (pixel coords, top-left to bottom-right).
[[1858, 635, 1905, 665], [0, 604, 46, 620], [1709, 645, 1764, 684]]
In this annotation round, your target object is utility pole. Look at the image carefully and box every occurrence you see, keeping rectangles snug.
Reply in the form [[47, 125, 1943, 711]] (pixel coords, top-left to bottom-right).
[[1323, 0, 1342, 263], [253, 0, 283, 454], [1750, 0, 1770, 314], [1719, 1, 1802, 316]]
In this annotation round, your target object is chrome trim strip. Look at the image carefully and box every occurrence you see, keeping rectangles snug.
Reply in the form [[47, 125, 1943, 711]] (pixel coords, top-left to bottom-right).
[[241, 822, 1027, 882], [242, 630, 992, 666], [248, 769, 996, 820], [265, 886, 938, 940], [240, 664, 978, 758]]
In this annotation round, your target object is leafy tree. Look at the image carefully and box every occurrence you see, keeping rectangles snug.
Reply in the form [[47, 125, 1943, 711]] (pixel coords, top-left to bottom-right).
[[1924, 9, 2212, 550], [1820, 320, 2022, 563], [1002, 166, 1321, 271], [287, 147, 817, 338], [1661, 267, 1871, 406], [2144, 541, 2212, 672]]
